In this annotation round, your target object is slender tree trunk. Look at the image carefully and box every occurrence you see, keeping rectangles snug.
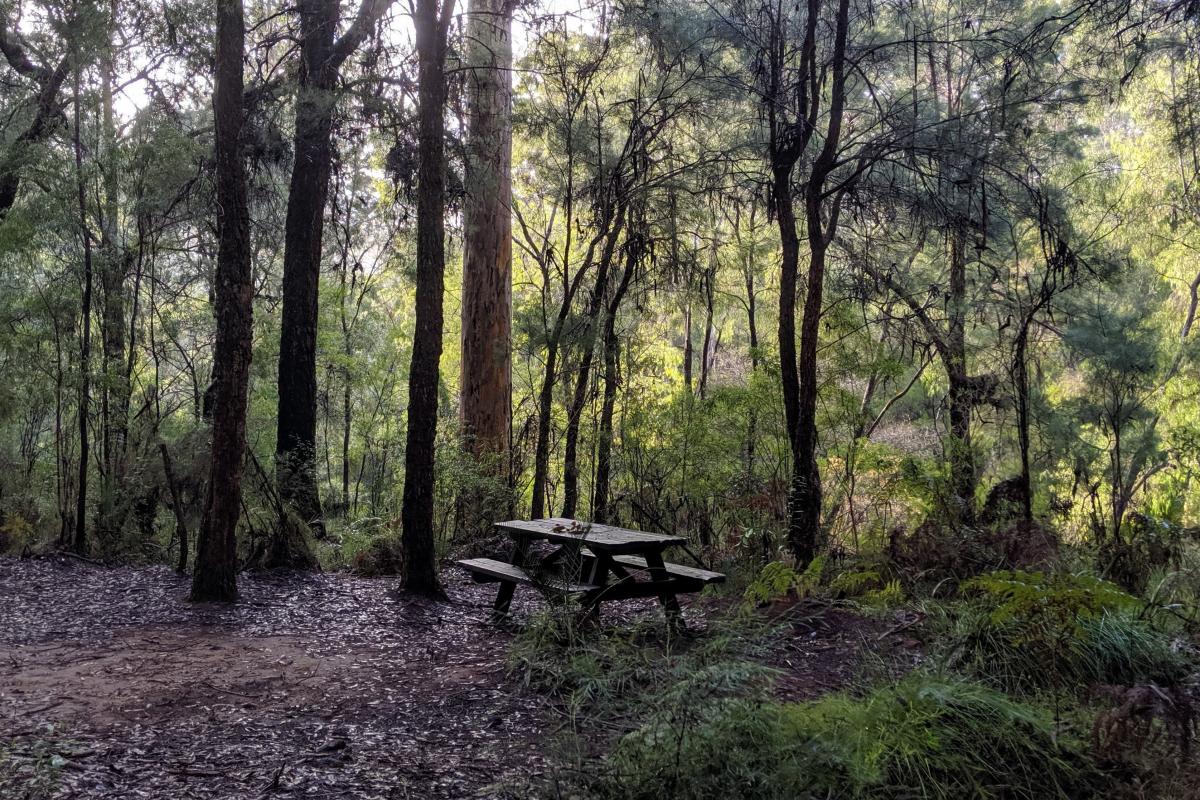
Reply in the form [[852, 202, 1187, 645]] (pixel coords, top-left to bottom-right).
[[71, 67, 92, 557], [400, 0, 454, 597], [773, 161, 801, 468], [698, 245, 716, 399], [682, 306, 693, 392], [191, 0, 252, 602], [783, 0, 851, 564], [1013, 325, 1033, 522], [592, 243, 637, 524], [945, 228, 976, 522], [99, 1, 129, 544], [160, 441, 189, 574], [530, 212, 624, 519], [530, 338, 558, 519], [459, 0, 513, 536], [744, 245, 759, 482], [560, 223, 623, 518], [789, 225, 827, 564]]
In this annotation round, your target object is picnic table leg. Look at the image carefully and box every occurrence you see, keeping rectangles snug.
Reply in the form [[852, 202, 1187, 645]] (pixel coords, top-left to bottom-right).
[[492, 580, 517, 619], [643, 551, 684, 632], [576, 552, 617, 627], [492, 536, 530, 620]]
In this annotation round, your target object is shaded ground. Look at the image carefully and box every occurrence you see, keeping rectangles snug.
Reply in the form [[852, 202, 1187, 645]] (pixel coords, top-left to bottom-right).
[[0, 556, 905, 799]]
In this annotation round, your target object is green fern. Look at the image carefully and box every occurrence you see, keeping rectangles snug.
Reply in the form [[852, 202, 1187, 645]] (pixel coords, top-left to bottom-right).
[[743, 557, 826, 605]]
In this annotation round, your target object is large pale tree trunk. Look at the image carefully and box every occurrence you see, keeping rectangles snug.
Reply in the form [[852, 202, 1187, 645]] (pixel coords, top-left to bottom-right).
[[191, 0, 252, 602], [458, 0, 513, 536]]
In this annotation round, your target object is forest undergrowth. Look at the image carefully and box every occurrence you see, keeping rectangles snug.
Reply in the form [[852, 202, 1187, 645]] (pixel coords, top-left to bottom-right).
[[505, 534, 1200, 800]]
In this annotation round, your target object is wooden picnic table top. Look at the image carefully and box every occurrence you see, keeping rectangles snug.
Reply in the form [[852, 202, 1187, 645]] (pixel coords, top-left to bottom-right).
[[495, 517, 685, 556]]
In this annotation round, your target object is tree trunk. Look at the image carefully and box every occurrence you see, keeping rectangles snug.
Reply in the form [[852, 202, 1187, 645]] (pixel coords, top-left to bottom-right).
[[400, 0, 454, 597], [71, 66, 92, 557], [744, 236, 759, 483], [592, 243, 638, 524], [0, 23, 70, 220], [530, 211, 624, 519], [782, 0, 851, 563], [191, 0, 252, 603], [458, 0, 513, 536], [274, 0, 394, 539], [1013, 325, 1033, 522], [160, 441, 190, 574], [773, 160, 803, 556], [788, 224, 826, 565], [560, 224, 623, 518], [99, 4, 129, 544], [530, 338, 558, 520], [275, 0, 339, 539], [945, 228, 976, 522]]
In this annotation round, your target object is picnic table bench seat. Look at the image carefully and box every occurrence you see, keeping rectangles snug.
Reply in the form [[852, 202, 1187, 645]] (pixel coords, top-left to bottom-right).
[[578, 549, 725, 585], [457, 557, 601, 594]]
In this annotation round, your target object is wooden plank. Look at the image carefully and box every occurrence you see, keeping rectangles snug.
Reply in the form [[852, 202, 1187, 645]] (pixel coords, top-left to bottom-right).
[[455, 558, 599, 594], [578, 549, 725, 585], [495, 518, 685, 555], [614, 554, 724, 584]]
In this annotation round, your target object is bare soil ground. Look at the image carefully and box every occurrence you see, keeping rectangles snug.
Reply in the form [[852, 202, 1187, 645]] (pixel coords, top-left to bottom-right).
[[0, 556, 906, 799]]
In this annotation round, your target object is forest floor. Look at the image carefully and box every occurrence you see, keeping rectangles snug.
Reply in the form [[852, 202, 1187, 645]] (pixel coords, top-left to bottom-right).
[[0, 556, 904, 799]]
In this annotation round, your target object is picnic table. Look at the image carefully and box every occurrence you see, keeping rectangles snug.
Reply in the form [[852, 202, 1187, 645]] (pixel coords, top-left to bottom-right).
[[456, 517, 725, 625]]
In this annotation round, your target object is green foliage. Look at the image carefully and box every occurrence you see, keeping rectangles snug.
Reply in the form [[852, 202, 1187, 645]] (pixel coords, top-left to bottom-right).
[[0, 513, 35, 554], [861, 580, 905, 609], [939, 571, 1192, 693], [508, 608, 772, 721], [827, 568, 906, 609], [597, 673, 1097, 800], [0, 738, 64, 800], [962, 570, 1139, 632], [743, 557, 824, 605]]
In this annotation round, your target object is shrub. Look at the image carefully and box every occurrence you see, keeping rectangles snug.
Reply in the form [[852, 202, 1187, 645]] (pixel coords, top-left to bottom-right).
[[349, 533, 404, 577], [942, 571, 1192, 693], [597, 673, 1097, 800], [509, 608, 774, 723], [743, 558, 824, 606]]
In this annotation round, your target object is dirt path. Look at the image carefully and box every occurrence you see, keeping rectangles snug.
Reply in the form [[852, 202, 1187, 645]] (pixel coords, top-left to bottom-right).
[[0, 558, 908, 799], [0, 558, 551, 799]]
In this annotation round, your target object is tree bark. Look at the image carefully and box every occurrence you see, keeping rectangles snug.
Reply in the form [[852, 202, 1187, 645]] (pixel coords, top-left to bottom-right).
[[530, 210, 624, 518], [71, 66, 93, 557], [160, 441, 190, 574], [560, 222, 625, 518], [400, 0, 454, 597], [592, 242, 638, 523], [99, 0, 130, 544], [781, 0, 851, 564], [191, 0, 252, 603], [554, 206, 626, 519], [945, 228, 976, 523], [274, 0, 335, 537], [276, 0, 395, 539], [458, 0, 513, 537]]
